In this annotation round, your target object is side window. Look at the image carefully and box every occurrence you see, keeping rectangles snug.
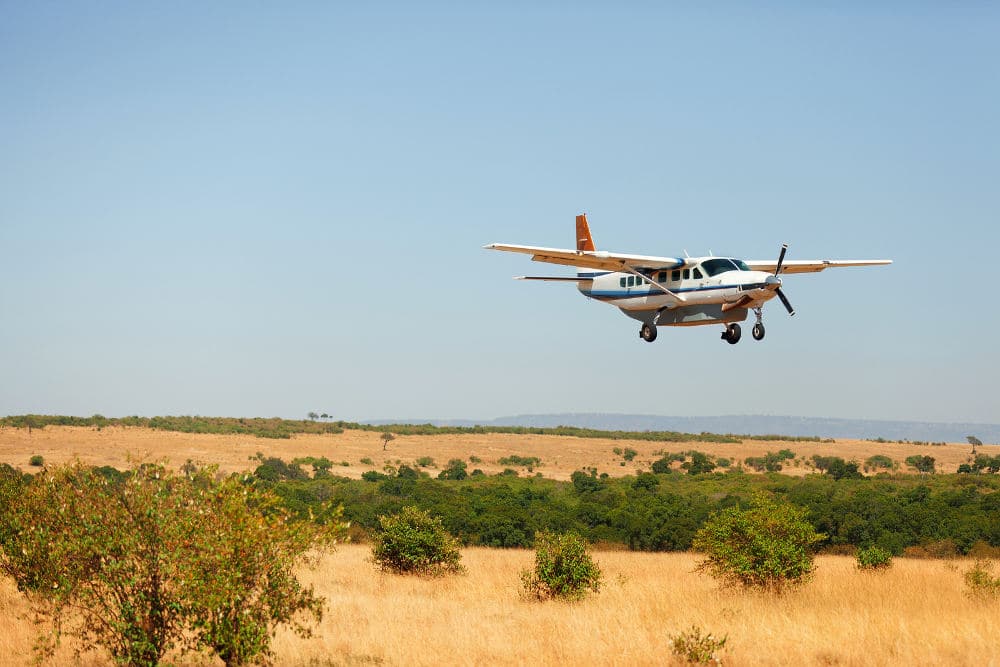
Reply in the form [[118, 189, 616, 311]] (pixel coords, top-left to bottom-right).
[[627, 276, 635, 287], [693, 268, 703, 279], [682, 269, 690, 280], [672, 270, 681, 281], [620, 277, 626, 288], [657, 271, 666, 282]]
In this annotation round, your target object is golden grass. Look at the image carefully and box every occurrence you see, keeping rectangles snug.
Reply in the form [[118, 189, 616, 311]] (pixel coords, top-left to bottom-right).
[[3, 546, 998, 666], [0, 426, 976, 479]]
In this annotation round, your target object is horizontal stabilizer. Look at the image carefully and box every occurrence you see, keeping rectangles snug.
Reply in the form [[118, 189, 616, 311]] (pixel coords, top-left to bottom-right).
[[516, 276, 592, 282]]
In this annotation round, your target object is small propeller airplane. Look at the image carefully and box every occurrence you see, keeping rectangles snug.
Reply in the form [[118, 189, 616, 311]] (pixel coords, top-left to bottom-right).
[[485, 214, 891, 344]]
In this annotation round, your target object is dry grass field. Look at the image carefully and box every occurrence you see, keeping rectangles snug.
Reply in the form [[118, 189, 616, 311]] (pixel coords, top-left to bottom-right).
[[0, 426, 992, 665], [2, 545, 998, 666], [0, 425, 977, 479]]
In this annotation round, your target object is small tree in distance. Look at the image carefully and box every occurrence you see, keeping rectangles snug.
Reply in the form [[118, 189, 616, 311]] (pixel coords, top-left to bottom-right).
[[381, 431, 395, 450]]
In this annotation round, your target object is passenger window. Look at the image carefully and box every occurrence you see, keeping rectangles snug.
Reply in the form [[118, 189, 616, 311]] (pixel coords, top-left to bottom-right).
[[627, 276, 635, 287], [658, 271, 666, 282], [693, 268, 703, 279], [682, 269, 690, 280], [620, 277, 626, 288], [672, 270, 680, 281]]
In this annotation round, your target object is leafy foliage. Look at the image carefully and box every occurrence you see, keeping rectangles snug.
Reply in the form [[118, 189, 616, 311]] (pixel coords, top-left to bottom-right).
[[0, 462, 344, 666], [670, 625, 727, 665], [521, 531, 602, 601], [437, 458, 468, 480], [498, 455, 542, 467], [905, 455, 936, 474], [855, 545, 893, 570], [964, 560, 1000, 599], [28, 454, 43, 467], [693, 495, 824, 591], [371, 506, 464, 576]]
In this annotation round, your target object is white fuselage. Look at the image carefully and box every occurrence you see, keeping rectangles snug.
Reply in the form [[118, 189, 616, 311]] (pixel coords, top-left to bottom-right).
[[577, 258, 780, 327]]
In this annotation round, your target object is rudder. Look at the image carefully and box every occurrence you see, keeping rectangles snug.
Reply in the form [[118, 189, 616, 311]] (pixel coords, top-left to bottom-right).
[[576, 214, 595, 251]]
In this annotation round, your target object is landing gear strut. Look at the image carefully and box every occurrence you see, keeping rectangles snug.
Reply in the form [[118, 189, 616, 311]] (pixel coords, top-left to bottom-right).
[[752, 307, 765, 341], [640, 322, 657, 342], [721, 323, 741, 344]]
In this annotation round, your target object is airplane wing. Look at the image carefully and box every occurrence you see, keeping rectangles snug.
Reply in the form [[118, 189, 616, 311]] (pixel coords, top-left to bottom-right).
[[484, 243, 687, 272], [744, 259, 893, 274]]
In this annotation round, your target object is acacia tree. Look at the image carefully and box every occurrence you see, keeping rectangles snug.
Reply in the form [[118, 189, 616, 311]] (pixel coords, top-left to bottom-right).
[[381, 432, 395, 451], [0, 463, 346, 666]]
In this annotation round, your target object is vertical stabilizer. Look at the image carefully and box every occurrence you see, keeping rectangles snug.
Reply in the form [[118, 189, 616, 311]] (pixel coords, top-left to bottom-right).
[[576, 214, 596, 252]]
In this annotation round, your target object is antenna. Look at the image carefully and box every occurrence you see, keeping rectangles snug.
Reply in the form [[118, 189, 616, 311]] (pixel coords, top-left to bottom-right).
[[708, 249, 713, 256], [683, 249, 690, 258]]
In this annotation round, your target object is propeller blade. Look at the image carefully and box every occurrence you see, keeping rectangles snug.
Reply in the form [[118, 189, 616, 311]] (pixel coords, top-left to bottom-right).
[[776, 287, 795, 316], [775, 243, 788, 276]]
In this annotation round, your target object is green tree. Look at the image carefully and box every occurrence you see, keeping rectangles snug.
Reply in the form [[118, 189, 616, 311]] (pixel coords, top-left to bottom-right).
[[905, 455, 936, 474], [183, 472, 346, 666], [0, 463, 345, 666], [521, 531, 602, 601], [692, 495, 824, 591], [438, 458, 468, 481], [371, 506, 464, 576]]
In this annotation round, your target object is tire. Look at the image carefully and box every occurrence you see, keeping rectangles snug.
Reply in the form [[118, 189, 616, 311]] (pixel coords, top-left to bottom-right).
[[640, 323, 657, 342], [752, 323, 765, 341], [726, 323, 741, 344]]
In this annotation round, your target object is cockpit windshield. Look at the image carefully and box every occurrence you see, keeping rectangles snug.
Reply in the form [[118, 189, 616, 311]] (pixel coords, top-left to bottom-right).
[[701, 258, 749, 276]]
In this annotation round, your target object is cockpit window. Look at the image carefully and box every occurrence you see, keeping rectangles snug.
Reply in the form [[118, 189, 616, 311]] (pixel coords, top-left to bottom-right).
[[732, 259, 750, 271], [701, 258, 741, 276]]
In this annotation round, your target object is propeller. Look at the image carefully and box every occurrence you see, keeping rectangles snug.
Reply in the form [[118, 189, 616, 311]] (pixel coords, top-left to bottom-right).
[[773, 244, 795, 316]]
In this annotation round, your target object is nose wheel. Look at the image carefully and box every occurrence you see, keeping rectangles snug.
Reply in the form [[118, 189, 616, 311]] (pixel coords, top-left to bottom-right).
[[640, 322, 657, 342], [752, 323, 765, 340], [721, 323, 741, 344]]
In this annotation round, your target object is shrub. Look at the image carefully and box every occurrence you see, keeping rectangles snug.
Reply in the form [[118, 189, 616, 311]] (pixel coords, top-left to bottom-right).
[[371, 506, 464, 576], [360, 457, 373, 466], [622, 447, 638, 461], [905, 455, 936, 474], [28, 455, 44, 467], [437, 458, 468, 481], [865, 454, 895, 472], [0, 463, 344, 666], [415, 456, 435, 468], [498, 455, 541, 467], [964, 560, 1000, 599], [521, 531, 602, 601], [670, 625, 727, 665], [692, 495, 824, 591], [856, 545, 893, 571]]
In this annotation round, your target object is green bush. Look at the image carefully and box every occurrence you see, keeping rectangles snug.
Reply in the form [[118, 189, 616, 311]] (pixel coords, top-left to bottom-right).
[[0, 463, 344, 666], [498, 455, 541, 467], [371, 506, 464, 576], [437, 458, 468, 481], [692, 495, 824, 591], [856, 545, 893, 571], [670, 625, 727, 664], [415, 456, 435, 468], [521, 531, 602, 601], [28, 455, 44, 467], [965, 560, 1000, 599], [360, 457, 373, 466]]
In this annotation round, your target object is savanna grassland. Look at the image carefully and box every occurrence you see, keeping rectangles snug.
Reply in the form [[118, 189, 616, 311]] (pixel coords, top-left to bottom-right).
[[2, 546, 998, 666], [2, 421, 998, 665], [0, 424, 977, 479]]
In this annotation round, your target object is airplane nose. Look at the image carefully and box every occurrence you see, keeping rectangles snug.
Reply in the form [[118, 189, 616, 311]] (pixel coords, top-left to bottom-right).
[[764, 275, 782, 288]]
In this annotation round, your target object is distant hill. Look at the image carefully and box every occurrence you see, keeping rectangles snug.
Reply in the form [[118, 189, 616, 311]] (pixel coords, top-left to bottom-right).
[[365, 413, 1000, 444]]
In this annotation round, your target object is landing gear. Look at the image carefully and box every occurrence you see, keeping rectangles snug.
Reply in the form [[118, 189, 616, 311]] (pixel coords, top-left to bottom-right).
[[751, 307, 766, 341], [721, 323, 741, 344], [640, 322, 657, 342]]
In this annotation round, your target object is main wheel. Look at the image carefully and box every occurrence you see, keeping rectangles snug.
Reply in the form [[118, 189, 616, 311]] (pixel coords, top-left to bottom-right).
[[640, 323, 657, 342], [725, 323, 741, 344], [752, 323, 765, 341]]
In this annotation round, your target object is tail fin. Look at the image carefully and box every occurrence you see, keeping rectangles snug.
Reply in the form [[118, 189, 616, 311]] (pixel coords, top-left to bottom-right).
[[576, 213, 596, 252]]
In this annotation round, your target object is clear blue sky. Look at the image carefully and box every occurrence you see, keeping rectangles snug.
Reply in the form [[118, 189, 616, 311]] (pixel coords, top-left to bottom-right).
[[2, 3, 997, 424]]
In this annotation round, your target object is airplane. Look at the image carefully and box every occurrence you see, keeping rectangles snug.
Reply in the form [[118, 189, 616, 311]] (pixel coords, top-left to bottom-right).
[[484, 214, 891, 344]]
